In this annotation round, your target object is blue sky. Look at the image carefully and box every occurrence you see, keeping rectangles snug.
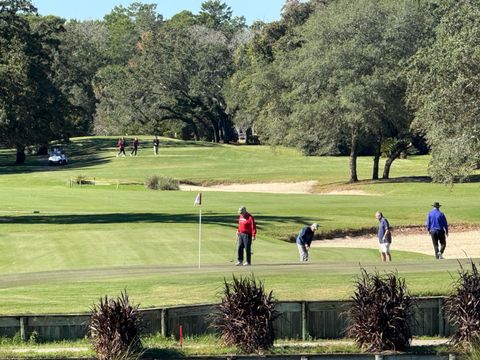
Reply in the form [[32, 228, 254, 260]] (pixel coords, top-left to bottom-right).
[[31, 0, 286, 24]]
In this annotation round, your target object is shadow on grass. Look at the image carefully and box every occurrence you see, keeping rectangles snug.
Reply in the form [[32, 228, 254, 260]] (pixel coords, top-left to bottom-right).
[[0, 212, 315, 227], [465, 174, 480, 183], [0, 137, 223, 176], [143, 348, 185, 359], [368, 174, 480, 184], [379, 176, 432, 183], [64, 137, 220, 154], [0, 157, 111, 176], [0, 138, 114, 175], [350, 176, 432, 185], [143, 345, 448, 358], [409, 345, 449, 355], [160, 139, 221, 148]]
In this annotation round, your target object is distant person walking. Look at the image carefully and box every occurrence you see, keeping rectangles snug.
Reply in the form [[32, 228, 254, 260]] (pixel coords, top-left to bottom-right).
[[426, 202, 449, 259], [296, 223, 318, 262], [130, 137, 139, 156], [236, 206, 256, 266], [153, 136, 160, 156], [117, 137, 126, 157], [375, 211, 392, 262]]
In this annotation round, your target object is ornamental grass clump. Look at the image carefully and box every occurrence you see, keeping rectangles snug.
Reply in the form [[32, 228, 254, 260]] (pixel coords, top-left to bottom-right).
[[347, 269, 414, 352], [145, 175, 179, 190], [89, 291, 143, 360], [465, 342, 480, 360], [444, 260, 480, 348], [212, 275, 278, 353]]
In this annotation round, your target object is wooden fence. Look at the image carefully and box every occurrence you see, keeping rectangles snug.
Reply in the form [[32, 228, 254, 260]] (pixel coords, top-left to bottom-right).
[[0, 297, 450, 341]]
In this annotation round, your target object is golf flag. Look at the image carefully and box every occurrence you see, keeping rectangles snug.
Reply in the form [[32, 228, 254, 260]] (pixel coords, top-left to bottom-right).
[[194, 192, 203, 269], [194, 192, 202, 206]]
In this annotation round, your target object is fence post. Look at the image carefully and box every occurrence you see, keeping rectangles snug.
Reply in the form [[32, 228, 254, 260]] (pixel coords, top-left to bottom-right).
[[161, 308, 167, 337], [438, 297, 444, 336], [19, 317, 26, 341], [301, 301, 307, 340]]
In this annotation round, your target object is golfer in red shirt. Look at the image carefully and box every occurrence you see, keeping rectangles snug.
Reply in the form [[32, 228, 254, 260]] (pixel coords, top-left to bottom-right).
[[236, 206, 256, 266]]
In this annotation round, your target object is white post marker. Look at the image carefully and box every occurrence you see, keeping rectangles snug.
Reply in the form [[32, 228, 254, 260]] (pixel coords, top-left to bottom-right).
[[194, 192, 202, 268]]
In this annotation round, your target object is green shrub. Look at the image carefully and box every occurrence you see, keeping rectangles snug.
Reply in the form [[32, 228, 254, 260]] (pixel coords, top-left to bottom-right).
[[445, 260, 480, 348], [145, 175, 179, 190], [212, 275, 278, 354], [347, 269, 414, 352], [89, 291, 143, 360]]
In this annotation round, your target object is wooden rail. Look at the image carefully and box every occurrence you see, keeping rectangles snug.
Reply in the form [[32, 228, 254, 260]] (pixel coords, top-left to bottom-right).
[[0, 297, 449, 341]]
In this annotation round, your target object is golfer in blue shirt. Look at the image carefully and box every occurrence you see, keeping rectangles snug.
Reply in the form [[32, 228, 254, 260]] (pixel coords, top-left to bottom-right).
[[426, 202, 449, 259], [296, 223, 318, 262], [376, 211, 392, 262]]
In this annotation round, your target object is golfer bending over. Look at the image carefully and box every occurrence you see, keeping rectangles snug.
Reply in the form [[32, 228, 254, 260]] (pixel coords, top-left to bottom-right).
[[236, 206, 256, 266], [296, 223, 318, 262]]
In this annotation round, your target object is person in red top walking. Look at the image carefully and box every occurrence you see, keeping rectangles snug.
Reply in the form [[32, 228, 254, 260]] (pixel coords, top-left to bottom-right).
[[117, 137, 126, 157], [236, 206, 256, 266]]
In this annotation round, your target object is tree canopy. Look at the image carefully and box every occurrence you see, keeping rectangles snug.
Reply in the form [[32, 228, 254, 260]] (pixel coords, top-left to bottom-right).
[[0, 0, 73, 163], [406, 0, 480, 183], [1, 0, 479, 182]]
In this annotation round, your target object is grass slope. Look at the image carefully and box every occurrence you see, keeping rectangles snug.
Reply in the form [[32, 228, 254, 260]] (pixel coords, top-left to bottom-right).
[[0, 136, 478, 313]]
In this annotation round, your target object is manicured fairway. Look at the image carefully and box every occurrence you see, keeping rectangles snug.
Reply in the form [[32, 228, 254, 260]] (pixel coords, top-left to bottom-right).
[[0, 136, 478, 313], [0, 136, 431, 185]]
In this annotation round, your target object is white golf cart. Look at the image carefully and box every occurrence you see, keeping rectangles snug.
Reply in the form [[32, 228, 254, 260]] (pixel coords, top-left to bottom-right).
[[48, 147, 68, 166]]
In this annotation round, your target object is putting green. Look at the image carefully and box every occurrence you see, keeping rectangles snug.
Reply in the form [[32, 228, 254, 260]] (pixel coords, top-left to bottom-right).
[[0, 136, 478, 313]]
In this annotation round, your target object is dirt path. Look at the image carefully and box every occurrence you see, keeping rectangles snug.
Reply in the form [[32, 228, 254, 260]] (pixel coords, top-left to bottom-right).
[[312, 230, 480, 259]]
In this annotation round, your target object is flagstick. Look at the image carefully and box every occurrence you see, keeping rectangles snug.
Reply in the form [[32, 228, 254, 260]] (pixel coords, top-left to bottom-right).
[[198, 207, 202, 269]]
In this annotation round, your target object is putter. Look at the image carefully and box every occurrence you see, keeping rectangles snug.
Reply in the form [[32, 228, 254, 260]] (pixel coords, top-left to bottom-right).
[[229, 236, 237, 262]]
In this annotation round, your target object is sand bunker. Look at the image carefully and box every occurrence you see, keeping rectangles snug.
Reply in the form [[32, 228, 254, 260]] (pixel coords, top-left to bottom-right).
[[320, 189, 374, 196], [180, 181, 374, 195], [311, 230, 480, 259], [180, 181, 319, 194]]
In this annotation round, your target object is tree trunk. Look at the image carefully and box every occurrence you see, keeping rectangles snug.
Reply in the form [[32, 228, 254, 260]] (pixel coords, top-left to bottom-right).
[[382, 141, 412, 179], [372, 136, 382, 180], [221, 114, 234, 143], [192, 123, 200, 141], [246, 128, 253, 144], [349, 132, 359, 183], [218, 116, 228, 143], [37, 144, 49, 155], [372, 153, 380, 180], [212, 121, 219, 143], [382, 157, 394, 179], [219, 121, 225, 143], [16, 145, 26, 164]]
